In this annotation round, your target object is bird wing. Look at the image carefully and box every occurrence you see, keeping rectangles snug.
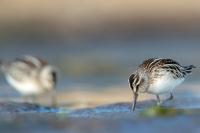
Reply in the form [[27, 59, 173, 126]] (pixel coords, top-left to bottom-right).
[[15, 55, 48, 68], [2, 60, 37, 82], [154, 59, 189, 79]]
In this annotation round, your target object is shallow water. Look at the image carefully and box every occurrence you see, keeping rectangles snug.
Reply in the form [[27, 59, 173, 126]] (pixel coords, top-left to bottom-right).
[[0, 101, 200, 133]]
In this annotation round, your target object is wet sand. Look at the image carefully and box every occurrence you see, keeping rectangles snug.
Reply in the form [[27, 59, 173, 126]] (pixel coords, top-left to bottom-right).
[[0, 84, 199, 132], [0, 101, 200, 133], [24, 83, 200, 109]]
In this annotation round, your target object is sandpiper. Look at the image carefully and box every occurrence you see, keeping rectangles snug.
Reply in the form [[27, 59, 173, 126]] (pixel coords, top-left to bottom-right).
[[0, 55, 57, 105], [129, 58, 195, 111]]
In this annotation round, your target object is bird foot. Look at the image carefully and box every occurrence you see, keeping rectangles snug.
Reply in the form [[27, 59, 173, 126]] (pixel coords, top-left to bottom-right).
[[165, 93, 173, 101], [157, 101, 163, 106]]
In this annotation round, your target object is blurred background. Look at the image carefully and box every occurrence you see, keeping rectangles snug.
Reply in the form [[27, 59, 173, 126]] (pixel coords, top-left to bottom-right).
[[0, 0, 200, 108]]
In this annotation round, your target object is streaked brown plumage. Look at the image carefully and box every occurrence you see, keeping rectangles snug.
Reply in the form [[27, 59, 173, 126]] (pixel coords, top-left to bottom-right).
[[129, 58, 195, 111]]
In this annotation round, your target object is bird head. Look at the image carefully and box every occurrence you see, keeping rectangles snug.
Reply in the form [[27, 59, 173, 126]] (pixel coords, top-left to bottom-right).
[[40, 65, 57, 91], [129, 73, 140, 111]]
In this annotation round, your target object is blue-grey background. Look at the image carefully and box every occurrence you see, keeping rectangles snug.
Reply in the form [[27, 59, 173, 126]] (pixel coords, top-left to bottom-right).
[[0, 37, 199, 97]]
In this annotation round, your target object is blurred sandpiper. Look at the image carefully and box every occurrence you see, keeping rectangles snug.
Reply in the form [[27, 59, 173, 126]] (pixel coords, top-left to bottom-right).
[[0, 55, 57, 106]]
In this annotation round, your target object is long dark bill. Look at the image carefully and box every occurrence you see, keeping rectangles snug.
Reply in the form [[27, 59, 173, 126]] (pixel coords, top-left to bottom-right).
[[132, 92, 138, 111]]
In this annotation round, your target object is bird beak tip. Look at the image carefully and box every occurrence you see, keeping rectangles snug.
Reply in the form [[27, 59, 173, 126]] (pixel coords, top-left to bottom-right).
[[132, 93, 138, 112]]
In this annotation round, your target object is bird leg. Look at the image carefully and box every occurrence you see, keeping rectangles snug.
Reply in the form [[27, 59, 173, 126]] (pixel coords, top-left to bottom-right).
[[22, 95, 37, 103], [156, 93, 173, 106], [156, 95, 162, 106], [31, 95, 38, 104], [22, 95, 30, 103], [165, 92, 173, 101], [50, 90, 57, 107]]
